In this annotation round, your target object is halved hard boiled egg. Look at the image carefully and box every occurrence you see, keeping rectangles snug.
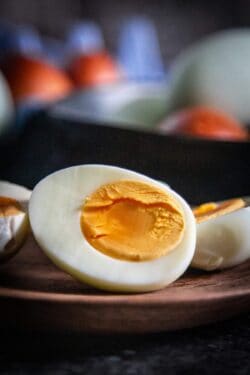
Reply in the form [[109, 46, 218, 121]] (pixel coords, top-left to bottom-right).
[[29, 165, 196, 292], [192, 199, 250, 270], [0, 181, 31, 262]]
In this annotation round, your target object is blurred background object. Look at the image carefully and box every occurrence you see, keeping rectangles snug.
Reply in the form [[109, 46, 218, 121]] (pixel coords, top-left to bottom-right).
[[68, 51, 121, 88], [50, 82, 169, 129], [117, 16, 166, 82], [1, 54, 73, 104], [0, 0, 247, 62], [157, 106, 249, 141], [0, 70, 14, 135], [0, 23, 42, 58], [0, 53, 73, 127], [66, 21, 104, 57], [0, 0, 250, 140], [167, 29, 250, 124], [66, 21, 120, 88]]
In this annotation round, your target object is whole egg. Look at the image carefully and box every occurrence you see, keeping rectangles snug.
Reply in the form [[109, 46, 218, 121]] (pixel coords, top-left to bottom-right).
[[168, 29, 250, 124]]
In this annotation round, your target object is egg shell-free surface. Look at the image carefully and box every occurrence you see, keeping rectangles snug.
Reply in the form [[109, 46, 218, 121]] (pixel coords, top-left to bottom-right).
[[0, 181, 31, 261], [29, 165, 196, 292], [193, 207, 250, 270], [0, 181, 31, 202]]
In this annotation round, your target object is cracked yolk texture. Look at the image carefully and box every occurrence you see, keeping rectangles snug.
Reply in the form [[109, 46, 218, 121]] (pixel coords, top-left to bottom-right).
[[81, 180, 185, 261], [0, 197, 23, 217]]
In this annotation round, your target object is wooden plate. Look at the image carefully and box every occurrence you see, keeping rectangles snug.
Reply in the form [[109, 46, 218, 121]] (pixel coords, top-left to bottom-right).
[[0, 235, 250, 334]]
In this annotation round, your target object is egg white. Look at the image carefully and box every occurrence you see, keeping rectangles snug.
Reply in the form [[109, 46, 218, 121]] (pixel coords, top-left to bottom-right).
[[0, 181, 31, 202], [0, 181, 31, 261], [192, 207, 250, 271], [29, 165, 196, 292]]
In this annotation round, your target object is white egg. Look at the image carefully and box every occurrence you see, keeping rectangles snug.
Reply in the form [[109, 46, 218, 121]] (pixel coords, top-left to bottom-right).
[[29, 165, 196, 292], [192, 207, 250, 271], [0, 72, 14, 136], [0, 181, 31, 261], [168, 29, 250, 123]]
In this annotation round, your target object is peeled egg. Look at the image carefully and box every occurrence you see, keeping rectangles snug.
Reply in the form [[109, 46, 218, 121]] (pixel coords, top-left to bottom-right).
[[29, 165, 196, 292], [0, 181, 31, 262], [192, 200, 250, 270], [1, 54, 73, 104]]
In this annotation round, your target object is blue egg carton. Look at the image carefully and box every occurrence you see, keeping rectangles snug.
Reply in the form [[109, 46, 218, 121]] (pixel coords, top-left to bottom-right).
[[0, 17, 168, 80], [0, 17, 170, 132]]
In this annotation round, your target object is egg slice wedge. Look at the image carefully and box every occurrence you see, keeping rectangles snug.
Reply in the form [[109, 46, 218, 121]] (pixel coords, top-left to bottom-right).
[[29, 165, 196, 292], [0, 181, 31, 262], [192, 199, 250, 270]]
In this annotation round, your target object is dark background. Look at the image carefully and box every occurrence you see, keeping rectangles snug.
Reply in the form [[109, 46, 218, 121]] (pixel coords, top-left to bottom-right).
[[0, 0, 250, 62]]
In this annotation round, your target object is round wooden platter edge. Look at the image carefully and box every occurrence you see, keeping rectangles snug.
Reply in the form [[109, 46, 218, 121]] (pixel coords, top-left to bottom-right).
[[0, 235, 250, 334]]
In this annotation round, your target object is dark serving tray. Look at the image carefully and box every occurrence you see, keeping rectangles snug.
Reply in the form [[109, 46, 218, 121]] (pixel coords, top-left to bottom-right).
[[1, 110, 250, 204]]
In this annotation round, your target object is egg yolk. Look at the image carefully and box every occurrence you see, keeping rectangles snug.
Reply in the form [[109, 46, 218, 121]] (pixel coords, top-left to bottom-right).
[[0, 197, 23, 217], [194, 198, 245, 223], [81, 180, 185, 261]]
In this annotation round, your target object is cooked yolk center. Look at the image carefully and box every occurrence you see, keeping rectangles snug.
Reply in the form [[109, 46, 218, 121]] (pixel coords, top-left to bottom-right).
[[0, 196, 23, 217], [81, 180, 185, 261], [193, 198, 245, 223]]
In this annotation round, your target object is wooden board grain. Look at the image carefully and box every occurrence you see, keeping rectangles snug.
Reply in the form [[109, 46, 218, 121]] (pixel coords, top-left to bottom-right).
[[0, 235, 250, 334]]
